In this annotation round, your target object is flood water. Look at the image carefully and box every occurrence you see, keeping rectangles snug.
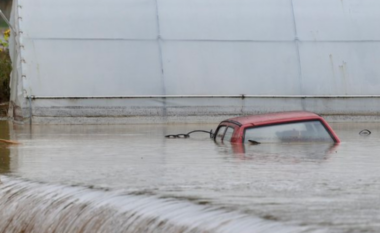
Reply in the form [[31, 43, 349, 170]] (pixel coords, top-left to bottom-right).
[[1, 121, 380, 233]]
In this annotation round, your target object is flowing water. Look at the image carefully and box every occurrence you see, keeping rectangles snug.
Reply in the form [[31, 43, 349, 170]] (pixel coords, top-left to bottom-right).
[[0, 121, 380, 233]]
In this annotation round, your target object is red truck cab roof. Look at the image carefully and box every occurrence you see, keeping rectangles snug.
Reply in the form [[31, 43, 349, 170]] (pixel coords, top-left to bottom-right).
[[217, 111, 340, 143], [226, 111, 324, 127]]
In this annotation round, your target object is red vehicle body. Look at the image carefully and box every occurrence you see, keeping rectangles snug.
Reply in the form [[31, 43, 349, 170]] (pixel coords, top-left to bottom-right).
[[214, 111, 340, 144]]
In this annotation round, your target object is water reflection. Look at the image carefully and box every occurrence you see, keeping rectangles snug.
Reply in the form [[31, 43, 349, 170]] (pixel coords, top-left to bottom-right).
[[216, 141, 338, 162], [0, 121, 10, 174]]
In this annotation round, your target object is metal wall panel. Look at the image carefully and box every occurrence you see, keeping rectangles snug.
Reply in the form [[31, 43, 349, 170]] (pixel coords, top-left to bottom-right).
[[162, 41, 301, 95], [9, 0, 380, 122], [19, 0, 158, 39], [159, 0, 295, 40], [300, 42, 380, 95], [22, 39, 164, 96], [294, 0, 380, 41]]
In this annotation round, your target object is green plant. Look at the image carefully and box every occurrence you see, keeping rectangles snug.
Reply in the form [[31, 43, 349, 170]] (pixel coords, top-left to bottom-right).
[[0, 29, 11, 103], [0, 21, 7, 28], [0, 28, 10, 50]]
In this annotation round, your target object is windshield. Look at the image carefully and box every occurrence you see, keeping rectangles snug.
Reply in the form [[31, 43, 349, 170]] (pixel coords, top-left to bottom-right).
[[244, 120, 334, 143]]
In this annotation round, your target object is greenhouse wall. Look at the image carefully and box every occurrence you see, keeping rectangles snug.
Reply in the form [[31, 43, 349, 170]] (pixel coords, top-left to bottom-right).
[[8, 0, 380, 123]]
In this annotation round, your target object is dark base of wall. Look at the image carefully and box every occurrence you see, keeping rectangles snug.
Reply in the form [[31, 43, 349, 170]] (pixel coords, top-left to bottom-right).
[[10, 97, 380, 124]]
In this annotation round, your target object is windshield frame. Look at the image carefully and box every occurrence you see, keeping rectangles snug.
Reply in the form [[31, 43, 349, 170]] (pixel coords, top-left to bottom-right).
[[242, 119, 338, 143]]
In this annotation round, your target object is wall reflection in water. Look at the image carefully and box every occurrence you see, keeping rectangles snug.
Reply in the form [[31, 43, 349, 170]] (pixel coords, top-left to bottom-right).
[[0, 121, 10, 174], [216, 141, 338, 162]]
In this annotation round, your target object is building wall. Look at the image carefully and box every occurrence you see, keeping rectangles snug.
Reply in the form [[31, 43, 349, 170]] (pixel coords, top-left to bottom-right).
[[9, 0, 380, 123]]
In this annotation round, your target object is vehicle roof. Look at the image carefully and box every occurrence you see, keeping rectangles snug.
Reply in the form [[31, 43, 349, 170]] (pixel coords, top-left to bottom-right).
[[225, 111, 323, 127]]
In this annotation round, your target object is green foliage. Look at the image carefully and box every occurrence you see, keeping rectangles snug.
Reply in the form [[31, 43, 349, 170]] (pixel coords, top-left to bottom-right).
[[0, 20, 7, 28], [0, 28, 9, 47], [0, 29, 11, 103], [0, 51, 11, 102]]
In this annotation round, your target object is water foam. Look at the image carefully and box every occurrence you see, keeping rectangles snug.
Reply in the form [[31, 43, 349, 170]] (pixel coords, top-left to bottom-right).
[[0, 176, 324, 233]]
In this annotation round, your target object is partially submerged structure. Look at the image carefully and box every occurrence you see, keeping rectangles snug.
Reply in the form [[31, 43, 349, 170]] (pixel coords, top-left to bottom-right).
[[7, 0, 380, 124]]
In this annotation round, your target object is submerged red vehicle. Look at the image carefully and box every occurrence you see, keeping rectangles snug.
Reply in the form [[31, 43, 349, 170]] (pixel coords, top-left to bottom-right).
[[214, 111, 340, 144]]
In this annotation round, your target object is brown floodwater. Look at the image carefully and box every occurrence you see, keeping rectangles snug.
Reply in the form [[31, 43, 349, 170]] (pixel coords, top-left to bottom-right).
[[0, 121, 379, 233]]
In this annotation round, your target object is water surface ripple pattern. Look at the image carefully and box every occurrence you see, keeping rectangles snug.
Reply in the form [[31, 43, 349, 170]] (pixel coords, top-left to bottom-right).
[[1, 122, 380, 232]]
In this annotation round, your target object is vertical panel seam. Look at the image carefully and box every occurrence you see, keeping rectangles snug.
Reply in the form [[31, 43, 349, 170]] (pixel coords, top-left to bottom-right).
[[154, 0, 167, 117], [154, 0, 166, 96], [290, 0, 304, 96]]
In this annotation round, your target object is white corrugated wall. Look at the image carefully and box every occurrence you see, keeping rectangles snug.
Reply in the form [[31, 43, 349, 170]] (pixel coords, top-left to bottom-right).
[[9, 0, 380, 123]]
